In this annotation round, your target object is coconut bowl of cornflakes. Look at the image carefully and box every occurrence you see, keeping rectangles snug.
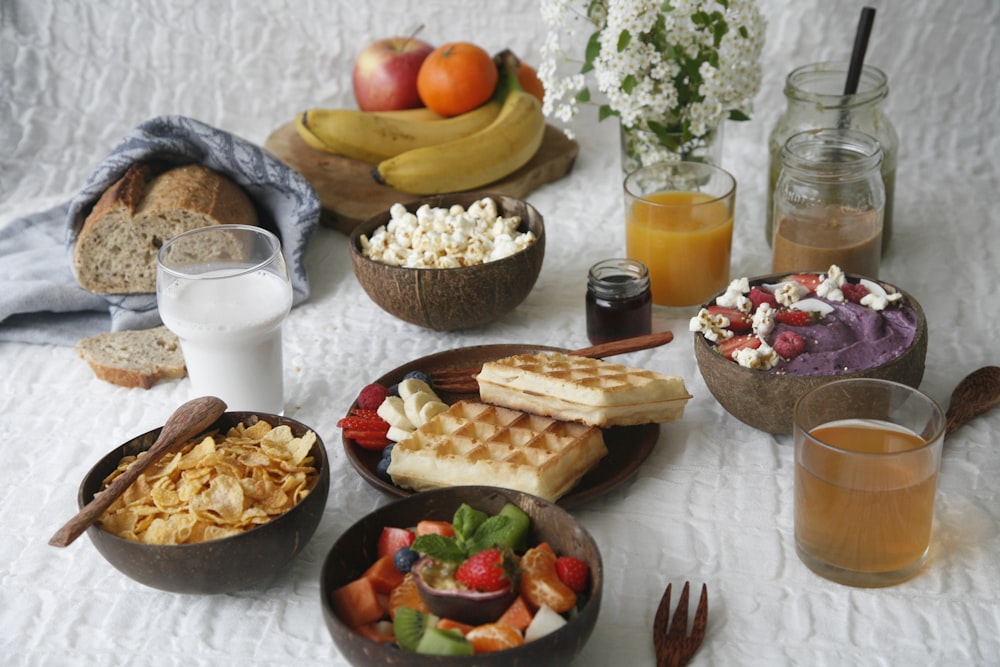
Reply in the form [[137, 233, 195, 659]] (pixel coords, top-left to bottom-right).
[[349, 193, 545, 331], [78, 411, 329, 594]]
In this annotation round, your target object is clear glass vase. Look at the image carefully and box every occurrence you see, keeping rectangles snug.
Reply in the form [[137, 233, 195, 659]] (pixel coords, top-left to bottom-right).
[[620, 122, 723, 174]]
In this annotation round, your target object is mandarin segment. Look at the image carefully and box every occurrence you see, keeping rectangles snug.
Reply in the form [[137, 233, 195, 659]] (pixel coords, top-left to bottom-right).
[[519, 542, 577, 613]]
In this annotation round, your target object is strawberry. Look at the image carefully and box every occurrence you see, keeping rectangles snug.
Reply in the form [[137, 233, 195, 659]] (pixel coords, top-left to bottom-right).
[[786, 273, 822, 293], [348, 433, 393, 450], [337, 415, 390, 432], [554, 556, 589, 593], [455, 548, 512, 593], [775, 310, 820, 327], [841, 281, 869, 303], [716, 334, 761, 360], [707, 305, 752, 332], [748, 286, 778, 311], [377, 526, 416, 560], [773, 330, 805, 360], [357, 383, 391, 410]]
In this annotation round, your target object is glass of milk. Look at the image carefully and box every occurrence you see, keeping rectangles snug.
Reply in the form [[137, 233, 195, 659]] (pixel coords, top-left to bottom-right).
[[157, 225, 293, 414]]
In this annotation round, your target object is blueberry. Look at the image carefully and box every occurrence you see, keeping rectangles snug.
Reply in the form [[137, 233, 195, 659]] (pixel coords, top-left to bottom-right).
[[381, 442, 395, 460], [376, 456, 392, 481], [388, 383, 400, 397], [403, 370, 432, 386], [394, 546, 420, 573]]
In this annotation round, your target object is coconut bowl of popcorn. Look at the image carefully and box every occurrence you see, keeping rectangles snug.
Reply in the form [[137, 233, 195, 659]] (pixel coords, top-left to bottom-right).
[[692, 269, 928, 435], [349, 193, 545, 331]]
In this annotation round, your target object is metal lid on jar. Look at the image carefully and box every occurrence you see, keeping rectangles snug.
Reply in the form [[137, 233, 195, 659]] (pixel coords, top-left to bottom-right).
[[587, 258, 650, 300]]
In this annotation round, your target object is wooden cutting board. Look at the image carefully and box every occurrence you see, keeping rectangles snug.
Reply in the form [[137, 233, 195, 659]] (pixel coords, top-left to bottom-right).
[[263, 121, 579, 234]]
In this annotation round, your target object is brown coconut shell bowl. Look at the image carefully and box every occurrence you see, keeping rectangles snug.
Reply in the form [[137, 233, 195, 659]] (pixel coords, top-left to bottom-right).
[[349, 193, 545, 331], [78, 412, 329, 594], [321, 486, 603, 666], [693, 273, 928, 435]]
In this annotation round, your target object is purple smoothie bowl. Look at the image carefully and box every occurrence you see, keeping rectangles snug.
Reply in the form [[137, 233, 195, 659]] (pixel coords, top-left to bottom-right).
[[693, 272, 928, 435]]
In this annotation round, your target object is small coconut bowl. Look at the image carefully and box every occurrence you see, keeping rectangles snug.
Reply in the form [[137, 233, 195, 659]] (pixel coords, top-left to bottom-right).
[[78, 411, 329, 594], [321, 486, 602, 665], [349, 193, 545, 331], [693, 272, 928, 435]]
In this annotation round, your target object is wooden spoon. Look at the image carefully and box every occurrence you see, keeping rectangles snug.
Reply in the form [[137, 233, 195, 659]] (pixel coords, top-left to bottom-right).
[[945, 366, 1000, 437], [48, 396, 227, 548]]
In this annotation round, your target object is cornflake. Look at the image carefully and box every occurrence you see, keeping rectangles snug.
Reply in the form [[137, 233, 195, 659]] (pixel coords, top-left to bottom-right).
[[98, 421, 318, 545]]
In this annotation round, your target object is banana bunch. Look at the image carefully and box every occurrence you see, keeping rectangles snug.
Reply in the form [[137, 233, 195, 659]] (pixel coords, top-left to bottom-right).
[[372, 85, 546, 195], [295, 103, 501, 164], [376, 377, 449, 442]]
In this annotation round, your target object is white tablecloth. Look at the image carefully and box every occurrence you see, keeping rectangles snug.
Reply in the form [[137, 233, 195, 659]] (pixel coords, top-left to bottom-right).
[[3, 1, 998, 665]]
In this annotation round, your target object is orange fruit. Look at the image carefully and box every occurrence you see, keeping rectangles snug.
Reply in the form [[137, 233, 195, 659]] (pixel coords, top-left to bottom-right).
[[417, 42, 498, 116], [465, 622, 525, 652], [387, 573, 429, 619], [516, 62, 545, 103], [519, 542, 577, 613]]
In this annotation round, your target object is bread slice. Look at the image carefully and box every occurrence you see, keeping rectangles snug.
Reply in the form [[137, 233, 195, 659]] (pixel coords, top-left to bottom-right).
[[476, 352, 692, 427], [76, 326, 186, 389], [73, 162, 259, 294]]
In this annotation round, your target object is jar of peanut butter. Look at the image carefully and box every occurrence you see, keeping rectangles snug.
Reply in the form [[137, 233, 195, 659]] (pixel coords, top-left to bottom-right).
[[771, 128, 885, 278]]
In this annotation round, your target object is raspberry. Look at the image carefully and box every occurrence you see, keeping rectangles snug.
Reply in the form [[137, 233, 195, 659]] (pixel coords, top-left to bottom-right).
[[357, 382, 391, 410], [842, 282, 869, 303], [748, 286, 778, 311], [773, 330, 805, 360]]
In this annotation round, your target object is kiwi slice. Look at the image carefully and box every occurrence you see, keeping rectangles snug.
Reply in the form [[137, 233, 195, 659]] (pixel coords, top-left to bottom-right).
[[497, 503, 531, 552], [393, 606, 437, 652], [415, 627, 475, 656]]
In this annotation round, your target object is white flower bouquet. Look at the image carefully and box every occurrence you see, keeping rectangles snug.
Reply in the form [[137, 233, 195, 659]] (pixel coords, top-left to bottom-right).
[[539, 0, 766, 166]]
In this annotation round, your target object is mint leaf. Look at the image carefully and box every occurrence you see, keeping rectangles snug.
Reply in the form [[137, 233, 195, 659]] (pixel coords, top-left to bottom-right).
[[467, 515, 514, 554], [411, 534, 467, 563], [452, 504, 487, 543]]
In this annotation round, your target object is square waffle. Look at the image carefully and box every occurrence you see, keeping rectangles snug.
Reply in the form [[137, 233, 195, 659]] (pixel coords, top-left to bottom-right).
[[475, 352, 691, 427], [387, 400, 608, 502]]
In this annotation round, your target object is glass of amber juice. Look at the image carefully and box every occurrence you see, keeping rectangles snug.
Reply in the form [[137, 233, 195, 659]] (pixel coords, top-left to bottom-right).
[[624, 161, 736, 307], [793, 378, 945, 587]]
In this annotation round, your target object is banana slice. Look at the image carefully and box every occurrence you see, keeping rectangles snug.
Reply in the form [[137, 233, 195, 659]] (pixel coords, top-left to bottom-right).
[[377, 396, 414, 430], [397, 378, 435, 400], [404, 391, 436, 426], [419, 400, 449, 425], [386, 425, 413, 442]]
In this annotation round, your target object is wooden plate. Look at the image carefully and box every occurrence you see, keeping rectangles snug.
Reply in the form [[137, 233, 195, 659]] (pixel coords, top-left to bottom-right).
[[342, 344, 660, 509], [263, 122, 579, 234]]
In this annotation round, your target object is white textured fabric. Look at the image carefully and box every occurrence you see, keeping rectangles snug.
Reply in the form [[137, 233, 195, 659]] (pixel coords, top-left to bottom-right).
[[2, 1, 998, 665]]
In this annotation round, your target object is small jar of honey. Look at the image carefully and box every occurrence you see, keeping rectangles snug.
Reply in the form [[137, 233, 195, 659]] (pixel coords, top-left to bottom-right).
[[585, 258, 652, 345]]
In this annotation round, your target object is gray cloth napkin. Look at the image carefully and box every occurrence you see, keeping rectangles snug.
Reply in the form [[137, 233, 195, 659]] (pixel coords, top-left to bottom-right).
[[0, 115, 320, 346]]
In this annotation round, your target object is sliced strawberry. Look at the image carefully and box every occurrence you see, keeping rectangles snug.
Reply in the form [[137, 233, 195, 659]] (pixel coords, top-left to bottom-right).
[[338, 415, 390, 432], [775, 310, 820, 326], [351, 434, 393, 450], [716, 334, 761, 360], [785, 273, 822, 293], [554, 556, 590, 594], [377, 526, 416, 560], [707, 305, 752, 332], [348, 408, 383, 420]]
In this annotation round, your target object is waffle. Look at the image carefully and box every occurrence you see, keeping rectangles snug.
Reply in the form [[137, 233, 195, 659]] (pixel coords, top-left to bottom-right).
[[476, 352, 691, 427], [387, 400, 607, 502]]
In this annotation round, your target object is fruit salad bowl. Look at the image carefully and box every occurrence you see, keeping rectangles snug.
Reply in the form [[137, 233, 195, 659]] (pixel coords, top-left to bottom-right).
[[320, 485, 602, 665], [349, 193, 545, 331], [692, 270, 928, 435]]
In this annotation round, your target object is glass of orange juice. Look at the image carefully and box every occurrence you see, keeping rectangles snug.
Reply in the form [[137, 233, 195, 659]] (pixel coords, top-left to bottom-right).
[[793, 378, 945, 587], [623, 161, 736, 307]]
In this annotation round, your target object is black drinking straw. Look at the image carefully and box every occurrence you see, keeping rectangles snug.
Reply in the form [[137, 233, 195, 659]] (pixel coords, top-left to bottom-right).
[[839, 6, 877, 128]]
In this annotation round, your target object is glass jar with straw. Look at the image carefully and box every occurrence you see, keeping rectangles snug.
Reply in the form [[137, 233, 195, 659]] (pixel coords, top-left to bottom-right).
[[765, 8, 898, 255]]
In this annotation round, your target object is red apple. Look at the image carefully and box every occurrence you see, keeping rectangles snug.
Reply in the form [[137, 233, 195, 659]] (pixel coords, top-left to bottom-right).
[[352, 35, 435, 111]]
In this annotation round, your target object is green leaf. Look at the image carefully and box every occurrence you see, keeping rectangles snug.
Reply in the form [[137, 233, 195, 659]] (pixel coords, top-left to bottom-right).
[[576, 88, 591, 103], [585, 31, 601, 67], [617, 29, 631, 52], [739, 25, 749, 39], [729, 109, 751, 122], [451, 504, 487, 543], [598, 104, 618, 121], [411, 534, 467, 563], [467, 515, 514, 553], [622, 73, 637, 94]]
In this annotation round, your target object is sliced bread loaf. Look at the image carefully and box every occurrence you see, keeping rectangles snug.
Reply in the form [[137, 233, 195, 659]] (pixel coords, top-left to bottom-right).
[[72, 162, 259, 294], [76, 326, 186, 389]]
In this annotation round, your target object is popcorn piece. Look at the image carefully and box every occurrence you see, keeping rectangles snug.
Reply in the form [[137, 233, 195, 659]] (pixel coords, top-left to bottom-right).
[[715, 277, 751, 311], [774, 281, 809, 307], [733, 342, 780, 370], [689, 307, 734, 343]]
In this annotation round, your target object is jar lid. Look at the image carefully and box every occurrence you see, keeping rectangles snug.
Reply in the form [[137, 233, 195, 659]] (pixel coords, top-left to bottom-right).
[[588, 258, 650, 299]]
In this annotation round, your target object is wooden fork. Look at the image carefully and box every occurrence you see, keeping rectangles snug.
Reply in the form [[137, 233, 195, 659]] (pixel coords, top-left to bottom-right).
[[653, 581, 709, 667], [429, 330, 675, 394]]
